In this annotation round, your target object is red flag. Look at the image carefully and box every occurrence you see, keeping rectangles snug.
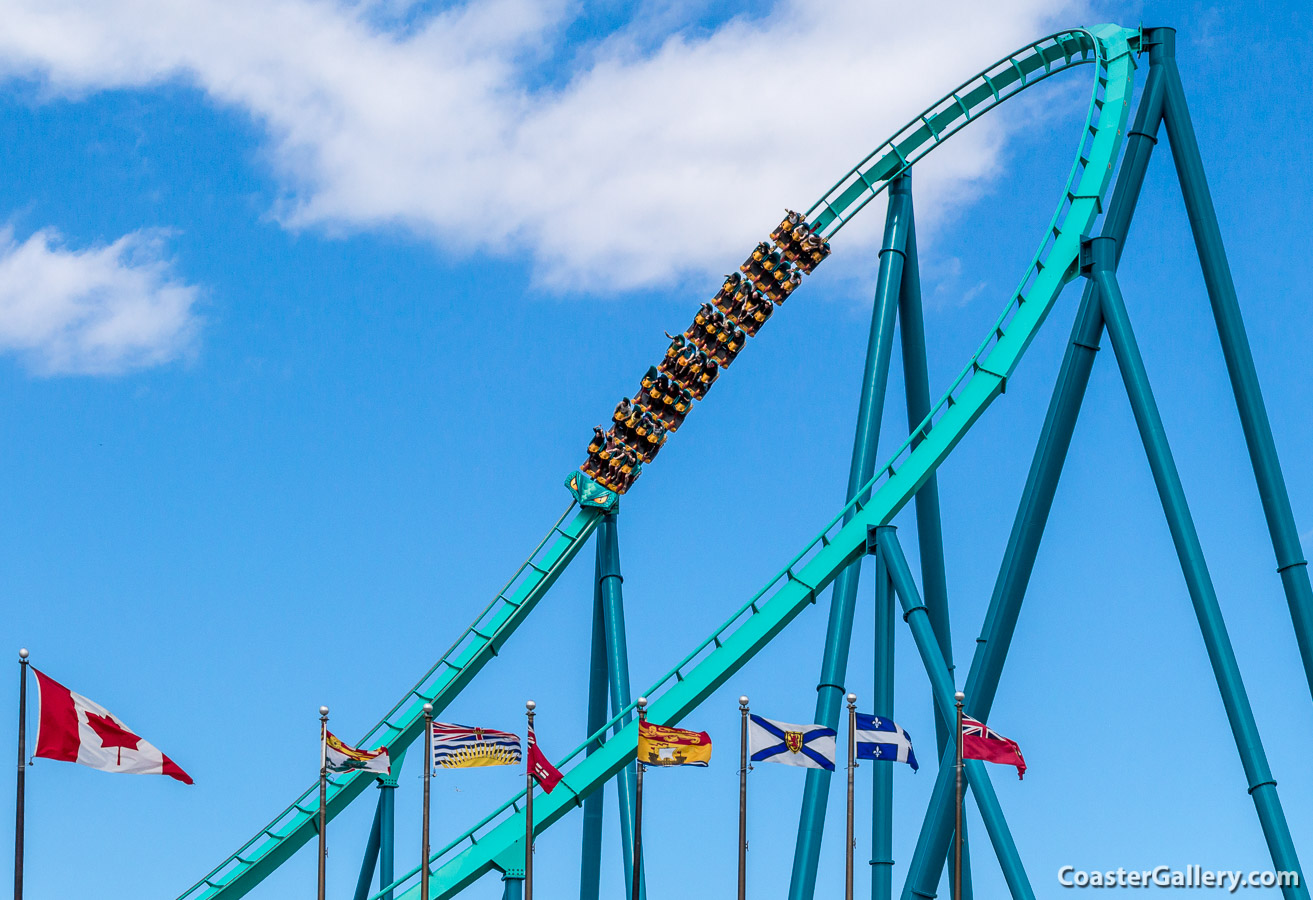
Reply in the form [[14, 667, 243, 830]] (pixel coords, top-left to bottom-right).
[[527, 727, 562, 793], [33, 668, 192, 784], [961, 715, 1025, 780]]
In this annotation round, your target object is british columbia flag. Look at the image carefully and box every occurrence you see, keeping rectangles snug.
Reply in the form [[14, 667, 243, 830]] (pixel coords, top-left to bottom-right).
[[431, 722, 521, 769]]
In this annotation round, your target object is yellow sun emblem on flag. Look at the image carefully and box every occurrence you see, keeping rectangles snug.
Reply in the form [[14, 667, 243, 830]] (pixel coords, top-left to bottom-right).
[[439, 743, 520, 769]]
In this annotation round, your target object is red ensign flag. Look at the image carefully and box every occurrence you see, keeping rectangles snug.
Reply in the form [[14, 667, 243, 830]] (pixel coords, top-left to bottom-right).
[[527, 727, 562, 793], [33, 668, 193, 784], [961, 715, 1026, 780]]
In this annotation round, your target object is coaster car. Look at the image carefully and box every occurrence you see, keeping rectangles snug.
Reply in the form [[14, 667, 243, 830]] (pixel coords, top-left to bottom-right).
[[686, 304, 730, 354], [746, 256, 791, 294], [770, 210, 804, 244], [796, 232, 831, 273], [739, 296, 773, 337], [778, 220, 813, 261], [766, 270, 802, 303], [714, 280, 747, 320], [582, 435, 642, 493], [713, 273, 743, 310], [739, 242, 773, 279], [611, 408, 668, 463], [635, 382, 691, 430], [659, 339, 718, 399], [709, 323, 746, 366], [612, 396, 636, 425], [584, 457, 638, 494]]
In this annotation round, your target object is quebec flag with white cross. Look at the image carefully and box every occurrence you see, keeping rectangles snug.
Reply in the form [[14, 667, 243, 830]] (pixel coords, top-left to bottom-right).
[[855, 713, 918, 772], [748, 715, 836, 770]]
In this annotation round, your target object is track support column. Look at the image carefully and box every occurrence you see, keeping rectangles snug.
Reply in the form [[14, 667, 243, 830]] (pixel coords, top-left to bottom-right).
[[870, 533, 896, 900], [579, 562, 609, 900], [791, 173, 913, 900], [596, 513, 645, 900], [379, 768, 397, 900], [1088, 235, 1307, 899], [1151, 26, 1313, 703], [897, 189, 973, 900], [353, 760, 401, 900], [352, 792, 384, 900]]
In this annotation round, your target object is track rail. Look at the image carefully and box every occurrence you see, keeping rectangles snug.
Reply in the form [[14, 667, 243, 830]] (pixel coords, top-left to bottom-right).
[[182, 23, 1139, 900], [366, 23, 1139, 900]]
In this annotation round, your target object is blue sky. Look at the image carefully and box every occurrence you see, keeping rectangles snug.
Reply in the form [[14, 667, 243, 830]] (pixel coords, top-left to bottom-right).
[[2, 1, 1312, 898]]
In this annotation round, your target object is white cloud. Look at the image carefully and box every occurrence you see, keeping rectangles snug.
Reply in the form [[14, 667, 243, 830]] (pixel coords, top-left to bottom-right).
[[0, 228, 200, 374], [0, 0, 1082, 291]]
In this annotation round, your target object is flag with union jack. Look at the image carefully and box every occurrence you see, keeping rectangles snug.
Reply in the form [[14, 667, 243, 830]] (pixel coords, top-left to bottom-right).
[[431, 722, 521, 769], [961, 715, 1026, 779]]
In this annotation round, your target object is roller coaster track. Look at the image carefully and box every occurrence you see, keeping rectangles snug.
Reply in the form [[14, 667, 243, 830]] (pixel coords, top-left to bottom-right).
[[179, 23, 1139, 900]]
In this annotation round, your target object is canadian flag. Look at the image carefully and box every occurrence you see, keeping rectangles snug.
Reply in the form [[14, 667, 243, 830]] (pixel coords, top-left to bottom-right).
[[33, 668, 193, 784]]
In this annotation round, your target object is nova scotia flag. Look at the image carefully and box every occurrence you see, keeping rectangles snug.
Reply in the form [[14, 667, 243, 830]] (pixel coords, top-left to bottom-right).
[[748, 715, 836, 770], [855, 714, 918, 772]]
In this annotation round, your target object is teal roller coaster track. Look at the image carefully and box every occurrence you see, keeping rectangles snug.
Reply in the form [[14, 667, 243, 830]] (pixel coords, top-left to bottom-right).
[[177, 22, 1312, 900]]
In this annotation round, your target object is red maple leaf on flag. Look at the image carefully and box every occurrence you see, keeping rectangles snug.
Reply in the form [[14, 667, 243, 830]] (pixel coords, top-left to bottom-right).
[[85, 711, 142, 765]]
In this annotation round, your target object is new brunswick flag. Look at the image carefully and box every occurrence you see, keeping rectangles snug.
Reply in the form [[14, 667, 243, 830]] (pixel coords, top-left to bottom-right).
[[638, 719, 712, 767]]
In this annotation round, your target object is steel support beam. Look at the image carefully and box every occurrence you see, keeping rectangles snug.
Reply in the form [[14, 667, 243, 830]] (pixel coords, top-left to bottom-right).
[[897, 192, 972, 900], [874, 528, 1032, 900], [1150, 27, 1313, 703], [870, 545, 895, 900], [354, 759, 401, 900], [597, 513, 646, 900], [353, 792, 384, 900], [578, 564, 609, 900], [898, 204, 956, 749], [791, 173, 913, 900], [380, 768, 397, 900], [900, 54, 1167, 900], [1090, 236, 1307, 898]]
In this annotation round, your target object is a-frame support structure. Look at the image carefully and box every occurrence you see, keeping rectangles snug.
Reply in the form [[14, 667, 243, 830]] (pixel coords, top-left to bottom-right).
[[791, 25, 1312, 900], [579, 511, 646, 900]]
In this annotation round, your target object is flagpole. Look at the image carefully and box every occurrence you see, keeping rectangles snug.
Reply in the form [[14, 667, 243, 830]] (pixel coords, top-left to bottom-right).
[[525, 700, 536, 900], [14, 649, 29, 900], [318, 705, 329, 900], [738, 696, 749, 900], [845, 693, 857, 900], [421, 703, 433, 900], [954, 691, 964, 900], [631, 697, 647, 900]]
